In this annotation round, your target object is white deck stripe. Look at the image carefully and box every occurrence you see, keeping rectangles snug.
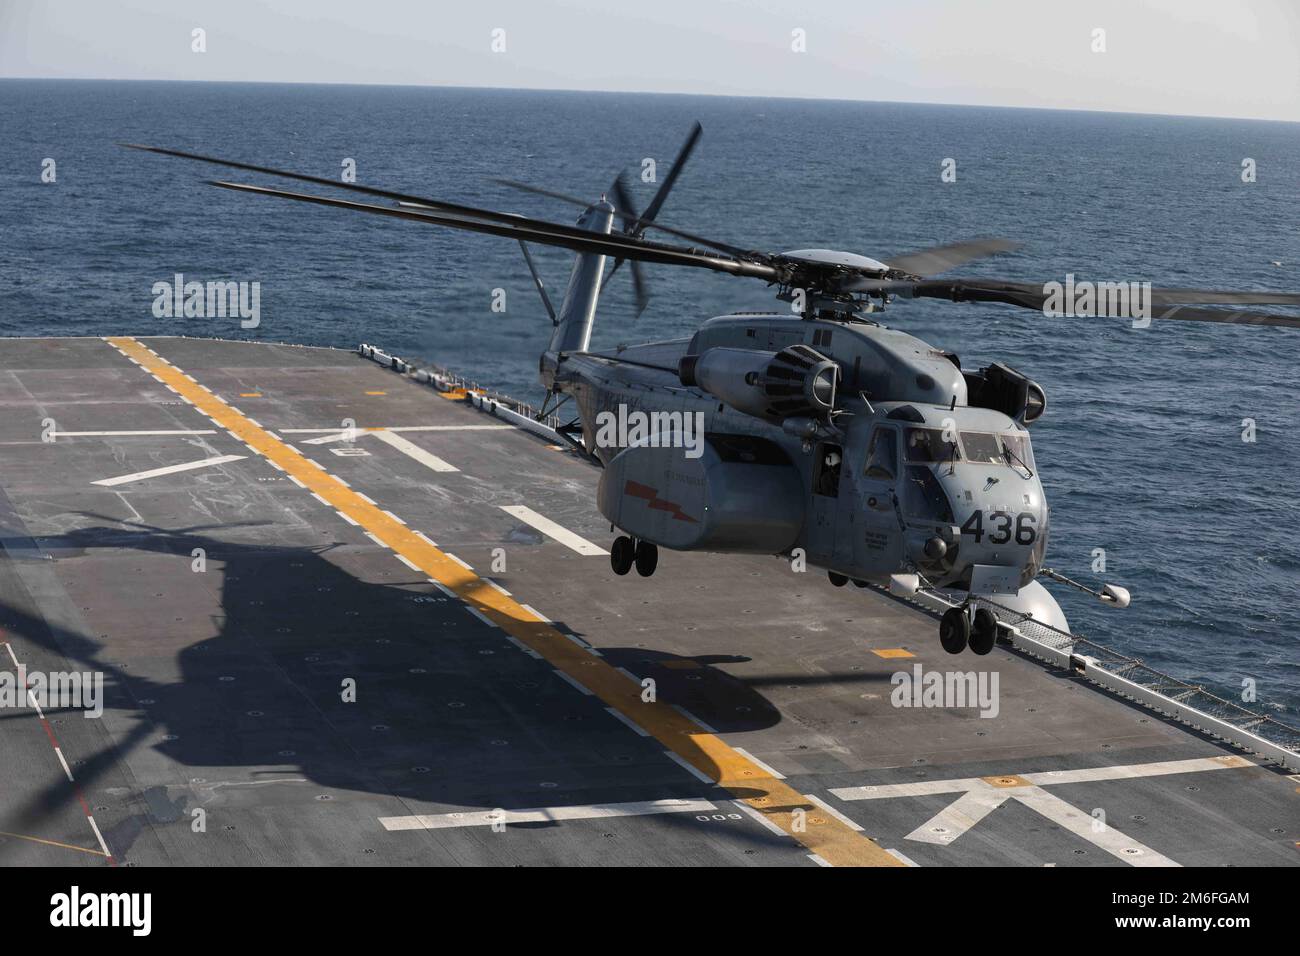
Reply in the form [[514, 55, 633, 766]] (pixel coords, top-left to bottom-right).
[[53, 747, 74, 782], [91, 454, 246, 486], [86, 817, 111, 858], [665, 750, 714, 785], [280, 425, 510, 433], [53, 429, 217, 437], [498, 505, 608, 556], [905, 788, 1007, 845], [553, 670, 593, 695], [732, 799, 789, 837], [370, 429, 459, 473], [605, 707, 651, 736], [1013, 787, 1179, 867], [380, 798, 715, 832], [804, 794, 863, 832], [731, 747, 785, 779], [1021, 756, 1250, 786], [302, 432, 351, 444]]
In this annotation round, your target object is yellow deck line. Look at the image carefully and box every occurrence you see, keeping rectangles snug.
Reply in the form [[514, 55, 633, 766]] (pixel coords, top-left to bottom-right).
[[107, 336, 901, 867], [0, 830, 109, 857]]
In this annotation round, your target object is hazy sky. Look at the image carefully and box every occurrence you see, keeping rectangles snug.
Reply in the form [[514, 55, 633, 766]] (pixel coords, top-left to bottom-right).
[[2, 0, 1298, 121]]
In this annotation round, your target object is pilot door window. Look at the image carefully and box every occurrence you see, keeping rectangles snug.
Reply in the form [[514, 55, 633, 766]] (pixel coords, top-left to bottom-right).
[[813, 443, 843, 497], [864, 427, 898, 480]]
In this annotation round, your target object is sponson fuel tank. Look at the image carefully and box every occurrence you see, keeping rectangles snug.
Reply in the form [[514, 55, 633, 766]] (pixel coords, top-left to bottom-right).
[[597, 433, 804, 552]]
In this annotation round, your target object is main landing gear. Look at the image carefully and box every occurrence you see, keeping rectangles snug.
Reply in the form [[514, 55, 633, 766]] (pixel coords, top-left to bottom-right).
[[939, 604, 998, 656], [611, 536, 658, 577]]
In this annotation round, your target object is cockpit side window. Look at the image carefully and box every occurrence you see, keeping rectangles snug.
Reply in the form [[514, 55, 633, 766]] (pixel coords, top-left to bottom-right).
[[904, 427, 961, 463], [864, 427, 898, 480]]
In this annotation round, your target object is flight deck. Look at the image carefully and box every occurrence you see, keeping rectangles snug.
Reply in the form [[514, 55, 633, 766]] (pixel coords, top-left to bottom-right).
[[0, 336, 1295, 867]]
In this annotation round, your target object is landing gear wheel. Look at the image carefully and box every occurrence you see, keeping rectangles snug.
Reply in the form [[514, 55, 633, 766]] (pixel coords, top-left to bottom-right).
[[610, 536, 635, 576], [634, 541, 659, 577], [969, 607, 997, 656], [828, 572, 848, 587], [852, 579, 869, 588], [939, 607, 970, 654]]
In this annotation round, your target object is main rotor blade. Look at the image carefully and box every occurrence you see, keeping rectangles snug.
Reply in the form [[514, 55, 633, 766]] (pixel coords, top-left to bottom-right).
[[492, 177, 749, 255], [885, 238, 1021, 277], [640, 121, 703, 227], [894, 278, 1300, 328], [124, 142, 720, 261], [206, 180, 782, 280]]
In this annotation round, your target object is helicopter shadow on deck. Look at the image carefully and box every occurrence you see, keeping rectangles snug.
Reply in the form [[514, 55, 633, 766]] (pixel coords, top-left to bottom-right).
[[0, 514, 893, 860]]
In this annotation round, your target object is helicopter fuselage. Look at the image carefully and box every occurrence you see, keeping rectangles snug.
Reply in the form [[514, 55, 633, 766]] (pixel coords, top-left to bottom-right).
[[546, 313, 1049, 595]]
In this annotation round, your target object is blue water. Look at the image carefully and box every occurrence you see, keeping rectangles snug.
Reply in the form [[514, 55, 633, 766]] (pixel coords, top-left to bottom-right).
[[3, 79, 1298, 717]]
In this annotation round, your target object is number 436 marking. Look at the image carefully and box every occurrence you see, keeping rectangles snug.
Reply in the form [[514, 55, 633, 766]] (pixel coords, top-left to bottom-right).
[[961, 510, 1037, 545]]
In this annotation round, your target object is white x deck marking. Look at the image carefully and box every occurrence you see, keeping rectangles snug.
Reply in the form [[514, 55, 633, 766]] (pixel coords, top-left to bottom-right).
[[829, 755, 1254, 867]]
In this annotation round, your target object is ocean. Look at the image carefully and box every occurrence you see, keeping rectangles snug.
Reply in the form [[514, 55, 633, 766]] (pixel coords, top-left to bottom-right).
[[2, 79, 1297, 717]]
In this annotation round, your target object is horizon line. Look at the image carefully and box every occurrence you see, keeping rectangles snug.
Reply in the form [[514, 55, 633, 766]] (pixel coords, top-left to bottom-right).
[[3, 74, 1298, 127]]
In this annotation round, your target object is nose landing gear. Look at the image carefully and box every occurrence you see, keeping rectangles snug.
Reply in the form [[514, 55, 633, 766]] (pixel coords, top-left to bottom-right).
[[940, 604, 999, 655], [611, 535, 658, 577]]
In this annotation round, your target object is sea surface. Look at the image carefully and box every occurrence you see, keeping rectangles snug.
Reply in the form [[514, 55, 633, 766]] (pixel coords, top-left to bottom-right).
[[2, 79, 1298, 718]]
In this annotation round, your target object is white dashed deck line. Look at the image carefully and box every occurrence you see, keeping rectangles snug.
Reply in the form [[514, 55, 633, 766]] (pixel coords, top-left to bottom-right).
[[885, 848, 920, 867], [731, 748, 785, 779], [379, 798, 716, 832], [671, 705, 718, 734], [413, 531, 438, 547], [336, 511, 359, 527], [504, 634, 542, 659], [804, 793, 862, 831], [446, 553, 473, 571], [428, 580, 457, 598], [498, 505, 608, 556], [396, 554, 421, 572], [732, 800, 789, 837], [465, 606, 498, 629], [553, 670, 594, 696], [90, 454, 246, 487], [381, 510, 406, 525], [518, 603, 550, 622], [605, 707, 651, 736], [665, 751, 714, 785], [302, 432, 351, 444], [370, 429, 459, 473], [483, 579, 511, 597]]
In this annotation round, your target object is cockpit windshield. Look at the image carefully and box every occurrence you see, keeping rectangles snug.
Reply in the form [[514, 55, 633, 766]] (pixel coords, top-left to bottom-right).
[[904, 428, 961, 463], [960, 431, 1034, 471]]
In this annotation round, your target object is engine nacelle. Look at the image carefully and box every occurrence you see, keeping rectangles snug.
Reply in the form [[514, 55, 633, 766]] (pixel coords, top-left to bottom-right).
[[597, 433, 804, 553], [679, 345, 838, 423], [964, 361, 1046, 424]]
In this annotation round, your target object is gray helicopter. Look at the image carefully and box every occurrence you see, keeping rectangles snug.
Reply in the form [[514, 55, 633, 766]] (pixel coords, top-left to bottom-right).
[[127, 127, 1300, 655]]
